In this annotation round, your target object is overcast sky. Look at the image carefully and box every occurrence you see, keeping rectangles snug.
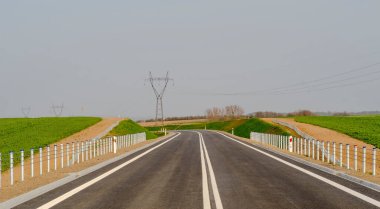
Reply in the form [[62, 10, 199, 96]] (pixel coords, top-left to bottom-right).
[[1, 0, 380, 119]]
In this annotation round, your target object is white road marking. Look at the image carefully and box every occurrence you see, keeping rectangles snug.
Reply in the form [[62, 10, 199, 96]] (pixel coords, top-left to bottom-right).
[[198, 132, 224, 209], [218, 132, 380, 208], [37, 133, 182, 209], [199, 132, 211, 209]]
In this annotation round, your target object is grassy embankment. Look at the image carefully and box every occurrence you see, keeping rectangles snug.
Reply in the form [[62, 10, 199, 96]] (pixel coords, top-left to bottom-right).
[[296, 116, 380, 147], [0, 117, 102, 170], [146, 118, 289, 139], [108, 119, 158, 139]]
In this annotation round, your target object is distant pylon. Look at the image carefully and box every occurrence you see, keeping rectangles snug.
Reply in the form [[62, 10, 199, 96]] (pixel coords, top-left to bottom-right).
[[51, 103, 64, 117], [146, 72, 174, 126], [21, 106, 31, 118]]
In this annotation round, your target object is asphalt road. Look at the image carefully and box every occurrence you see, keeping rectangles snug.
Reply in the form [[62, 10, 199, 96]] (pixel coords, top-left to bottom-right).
[[12, 131, 380, 209]]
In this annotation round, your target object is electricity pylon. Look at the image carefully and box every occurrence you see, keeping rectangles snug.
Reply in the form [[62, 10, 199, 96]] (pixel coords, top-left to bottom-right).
[[146, 72, 173, 126], [51, 103, 64, 117]]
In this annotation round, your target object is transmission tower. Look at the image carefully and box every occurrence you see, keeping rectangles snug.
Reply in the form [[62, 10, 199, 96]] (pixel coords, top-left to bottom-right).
[[21, 106, 31, 118], [146, 72, 174, 126], [51, 103, 64, 117]]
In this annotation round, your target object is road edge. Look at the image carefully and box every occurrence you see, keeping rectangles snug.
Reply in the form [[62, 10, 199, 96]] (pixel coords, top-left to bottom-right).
[[215, 131, 380, 193], [0, 133, 176, 209]]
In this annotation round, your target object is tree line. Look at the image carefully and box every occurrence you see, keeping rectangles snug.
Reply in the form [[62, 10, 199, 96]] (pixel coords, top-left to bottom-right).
[[205, 105, 245, 120]]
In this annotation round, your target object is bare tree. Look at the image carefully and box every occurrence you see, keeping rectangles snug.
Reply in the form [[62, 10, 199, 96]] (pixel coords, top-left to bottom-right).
[[206, 107, 224, 120], [206, 105, 244, 120], [225, 105, 244, 119]]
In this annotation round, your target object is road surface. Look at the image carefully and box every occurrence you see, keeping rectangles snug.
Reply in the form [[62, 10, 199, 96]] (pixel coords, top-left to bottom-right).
[[12, 131, 380, 209]]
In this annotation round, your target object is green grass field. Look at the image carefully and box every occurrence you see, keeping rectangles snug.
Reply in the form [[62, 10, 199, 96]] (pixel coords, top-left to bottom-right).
[[146, 118, 289, 139], [0, 117, 101, 170], [295, 116, 380, 147], [108, 119, 158, 140], [234, 118, 289, 138]]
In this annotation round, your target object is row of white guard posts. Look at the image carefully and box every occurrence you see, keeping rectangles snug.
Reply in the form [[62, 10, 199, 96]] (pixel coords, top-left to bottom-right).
[[250, 132, 378, 176], [0, 132, 147, 188]]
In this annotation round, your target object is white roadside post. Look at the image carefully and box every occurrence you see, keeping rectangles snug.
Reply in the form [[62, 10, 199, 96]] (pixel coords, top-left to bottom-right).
[[322, 141, 325, 162], [90, 140, 93, 160], [333, 142, 336, 165], [339, 143, 343, 167], [312, 140, 315, 159], [93, 140, 96, 157], [372, 148, 376, 176], [100, 139, 102, 156], [113, 136, 117, 154], [67, 143, 70, 167], [354, 145, 358, 171], [96, 140, 99, 156], [86, 141, 89, 161], [71, 142, 75, 165], [288, 136, 293, 153], [10, 151, 14, 185], [39, 147, 43, 176], [31, 148, 34, 177], [317, 141, 320, 161], [104, 139, 107, 154], [21, 149, 24, 182], [47, 146, 50, 173], [304, 138, 307, 156], [81, 142, 84, 162], [102, 139, 105, 155], [54, 145, 57, 171], [363, 146, 366, 174], [327, 141, 330, 164], [232, 128, 234, 135], [297, 138, 300, 154], [60, 144, 64, 169], [84, 141, 87, 161], [346, 144, 350, 170], [308, 139, 311, 157], [76, 142, 80, 163]]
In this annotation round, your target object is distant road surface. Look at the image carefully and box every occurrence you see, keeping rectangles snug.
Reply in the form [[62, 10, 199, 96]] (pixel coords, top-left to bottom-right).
[[13, 131, 380, 209]]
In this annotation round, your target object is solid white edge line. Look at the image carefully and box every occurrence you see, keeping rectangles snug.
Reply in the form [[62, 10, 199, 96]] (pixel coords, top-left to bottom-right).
[[198, 132, 211, 209], [198, 132, 224, 209], [37, 133, 182, 209], [218, 132, 380, 208]]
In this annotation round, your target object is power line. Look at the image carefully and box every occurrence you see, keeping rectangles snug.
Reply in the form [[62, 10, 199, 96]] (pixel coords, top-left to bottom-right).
[[180, 61, 380, 96], [266, 61, 380, 92], [271, 76, 380, 95], [268, 68, 380, 94]]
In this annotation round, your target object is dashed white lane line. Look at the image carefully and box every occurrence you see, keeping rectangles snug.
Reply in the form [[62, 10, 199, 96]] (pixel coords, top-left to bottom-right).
[[197, 132, 224, 209], [199, 132, 211, 209], [37, 133, 182, 209], [218, 132, 380, 208]]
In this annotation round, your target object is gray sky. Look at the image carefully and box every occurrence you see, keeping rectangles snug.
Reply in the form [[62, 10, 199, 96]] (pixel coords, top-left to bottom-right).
[[1, 0, 380, 120]]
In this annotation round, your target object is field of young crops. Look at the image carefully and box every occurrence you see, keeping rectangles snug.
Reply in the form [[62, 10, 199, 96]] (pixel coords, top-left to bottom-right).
[[295, 116, 380, 147], [0, 117, 101, 170]]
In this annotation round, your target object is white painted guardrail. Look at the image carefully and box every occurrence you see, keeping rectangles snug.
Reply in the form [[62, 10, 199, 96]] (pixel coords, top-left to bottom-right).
[[0, 132, 146, 189], [250, 132, 378, 177]]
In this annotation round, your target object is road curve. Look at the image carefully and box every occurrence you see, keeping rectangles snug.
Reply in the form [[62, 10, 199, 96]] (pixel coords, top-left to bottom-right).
[[12, 131, 380, 209]]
